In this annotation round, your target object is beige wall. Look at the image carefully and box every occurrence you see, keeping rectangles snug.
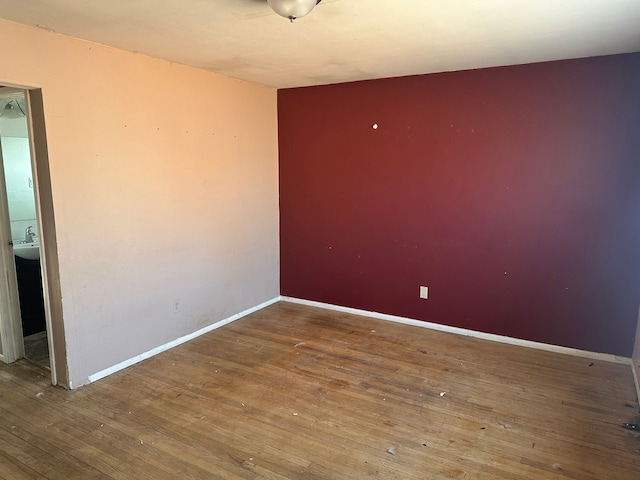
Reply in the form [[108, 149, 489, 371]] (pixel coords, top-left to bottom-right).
[[0, 19, 280, 387]]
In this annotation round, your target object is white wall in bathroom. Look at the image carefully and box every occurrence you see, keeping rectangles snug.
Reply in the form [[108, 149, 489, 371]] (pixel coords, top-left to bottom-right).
[[0, 136, 38, 241], [0, 112, 37, 243], [0, 18, 280, 388], [0, 114, 28, 138]]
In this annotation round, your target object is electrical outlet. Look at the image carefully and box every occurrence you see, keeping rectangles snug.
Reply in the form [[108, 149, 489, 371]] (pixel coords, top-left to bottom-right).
[[172, 299, 181, 313], [419, 286, 428, 299]]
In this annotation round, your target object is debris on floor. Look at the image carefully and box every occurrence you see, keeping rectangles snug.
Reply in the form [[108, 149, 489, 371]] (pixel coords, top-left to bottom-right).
[[622, 413, 640, 432], [294, 342, 305, 348], [387, 446, 397, 455]]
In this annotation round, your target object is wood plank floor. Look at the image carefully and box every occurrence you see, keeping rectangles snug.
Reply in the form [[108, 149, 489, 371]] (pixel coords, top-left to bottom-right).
[[1, 301, 639, 479]]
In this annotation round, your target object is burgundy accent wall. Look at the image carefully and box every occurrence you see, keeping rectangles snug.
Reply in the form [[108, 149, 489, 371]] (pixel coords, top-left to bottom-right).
[[278, 53, 640, 357]]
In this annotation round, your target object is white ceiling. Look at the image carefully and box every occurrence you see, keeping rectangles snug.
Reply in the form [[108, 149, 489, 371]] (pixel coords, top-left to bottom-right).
[[0, 0, 639, 89]]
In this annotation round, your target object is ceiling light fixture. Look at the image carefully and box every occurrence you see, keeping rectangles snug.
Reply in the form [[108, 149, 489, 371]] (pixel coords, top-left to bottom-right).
[[0, 100, 26, 119], [267, 0, 321, 22]]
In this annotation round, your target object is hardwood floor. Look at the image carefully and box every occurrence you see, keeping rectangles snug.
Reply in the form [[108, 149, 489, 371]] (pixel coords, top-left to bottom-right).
[[23, 331, 50, 371], [0, 301, 639, 479]]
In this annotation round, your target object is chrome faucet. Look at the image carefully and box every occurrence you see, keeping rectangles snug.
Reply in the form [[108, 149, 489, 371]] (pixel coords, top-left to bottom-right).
[[25, 226, 35, 243]]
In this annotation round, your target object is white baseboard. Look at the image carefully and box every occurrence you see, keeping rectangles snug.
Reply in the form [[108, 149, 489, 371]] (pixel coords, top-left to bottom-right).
[[86, 295, 638, 397], [87, 296, 281, 384], [281, 296, 632, 366]]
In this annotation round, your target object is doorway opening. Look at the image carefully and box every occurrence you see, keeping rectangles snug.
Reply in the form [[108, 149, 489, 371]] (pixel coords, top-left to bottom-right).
[[0, 84, 67, 387], [0, 88, 48, 369]]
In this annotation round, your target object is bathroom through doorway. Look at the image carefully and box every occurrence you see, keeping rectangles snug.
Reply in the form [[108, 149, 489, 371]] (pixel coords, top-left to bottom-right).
[[0, 84, 66, 387]]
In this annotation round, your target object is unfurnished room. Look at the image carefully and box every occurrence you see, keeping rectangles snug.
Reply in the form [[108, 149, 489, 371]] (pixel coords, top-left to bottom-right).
[[0, 1, 639, 478]]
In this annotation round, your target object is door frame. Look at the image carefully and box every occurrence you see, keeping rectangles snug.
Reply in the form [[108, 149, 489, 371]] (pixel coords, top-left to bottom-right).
[[0, 85, 67, 387], [0, 127, 24, 364]]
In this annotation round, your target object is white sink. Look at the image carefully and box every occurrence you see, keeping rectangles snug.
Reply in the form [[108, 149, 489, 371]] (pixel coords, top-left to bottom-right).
[[13, 241, 40, 260]]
